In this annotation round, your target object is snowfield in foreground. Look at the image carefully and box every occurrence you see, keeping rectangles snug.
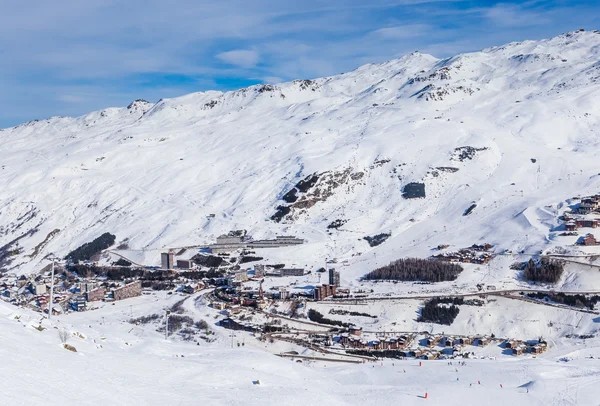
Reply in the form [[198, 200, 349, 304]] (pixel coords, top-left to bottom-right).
[[2, 295, 600, 406]]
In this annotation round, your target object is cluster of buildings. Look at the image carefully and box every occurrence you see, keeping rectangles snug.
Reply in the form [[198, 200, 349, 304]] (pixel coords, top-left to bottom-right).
[[159, 252, 194, 270], [209, 233, 305, 254], [504, 339, 548, 355], [337, 331, 414, 351], [313, 284, 337, 301], [312, 269, 341, 300], [329, 331, 543, 359], [432, 244, 494, 264], [562, 195, 600, 237], [565, 219, 599, 231], [577, 233, 599, 246], [0, 268, 144, 314], [573, 195, 600, 215]]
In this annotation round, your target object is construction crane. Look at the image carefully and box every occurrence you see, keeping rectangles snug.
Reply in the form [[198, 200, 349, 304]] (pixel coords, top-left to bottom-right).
[[258, 279, 264, 300]]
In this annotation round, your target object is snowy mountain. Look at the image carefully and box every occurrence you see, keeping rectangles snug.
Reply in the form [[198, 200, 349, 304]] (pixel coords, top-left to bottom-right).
[[3, 29, 600, 278]]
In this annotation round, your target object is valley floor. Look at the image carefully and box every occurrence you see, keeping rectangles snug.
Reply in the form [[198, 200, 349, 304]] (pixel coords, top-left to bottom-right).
[[2, 291, 600, 406]]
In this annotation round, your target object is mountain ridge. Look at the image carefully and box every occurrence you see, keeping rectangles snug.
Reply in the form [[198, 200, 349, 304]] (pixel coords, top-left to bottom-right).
[[2, 29, 600, 278]]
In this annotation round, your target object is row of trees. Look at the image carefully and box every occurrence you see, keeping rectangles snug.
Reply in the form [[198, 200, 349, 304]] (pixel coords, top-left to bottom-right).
[[526, 292, 600, 310], [364, 258, 463, 282], [522, 258, 565, 283], [417, 298, 460, 325], [308, 309, 352, 328], [65, 232, 116, 263], [68, 265, 223, 281], [329, 309, 377, 318]]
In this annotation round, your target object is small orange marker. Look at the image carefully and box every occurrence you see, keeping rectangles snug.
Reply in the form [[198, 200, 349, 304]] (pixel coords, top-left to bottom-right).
[[425, 393, 428, 399]]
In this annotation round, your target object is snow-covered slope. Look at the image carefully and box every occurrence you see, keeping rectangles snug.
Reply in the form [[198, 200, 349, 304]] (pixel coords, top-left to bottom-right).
[[3, 29, 600, 278], [3, 294, 600, 406]]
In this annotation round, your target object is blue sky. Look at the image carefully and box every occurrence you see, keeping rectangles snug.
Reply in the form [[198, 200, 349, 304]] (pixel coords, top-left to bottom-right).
[[1, 0, 599, 128]]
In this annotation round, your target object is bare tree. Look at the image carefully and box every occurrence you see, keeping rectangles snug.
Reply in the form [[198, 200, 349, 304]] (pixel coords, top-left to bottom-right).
[[58, 329, 69, 344]]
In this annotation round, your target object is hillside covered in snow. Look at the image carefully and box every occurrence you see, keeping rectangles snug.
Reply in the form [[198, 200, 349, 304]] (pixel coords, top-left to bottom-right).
[[2, 29, 600, 278]]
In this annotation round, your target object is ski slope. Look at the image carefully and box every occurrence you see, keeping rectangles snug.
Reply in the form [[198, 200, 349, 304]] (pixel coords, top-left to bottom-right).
[[2, 30, 600, 281], [2, 294, 600, 406]]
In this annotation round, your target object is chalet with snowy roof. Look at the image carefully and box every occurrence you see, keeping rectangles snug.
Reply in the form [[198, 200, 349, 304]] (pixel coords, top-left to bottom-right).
[[421, 351, 439, 360], [575, 219, 599, 229], [512, 345, 526, 356], [426, 335, 442, 347], [456, 337, 473, 346], [348, 327, 362, 336], [529, 342, 548, 354], [578, 233, 598, 246], [476, 336, 491, 346], [444, 336, 456, 347], [368, 339, 382, 350]]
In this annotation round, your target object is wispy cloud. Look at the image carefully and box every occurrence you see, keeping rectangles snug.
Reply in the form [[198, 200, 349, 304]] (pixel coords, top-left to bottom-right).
[[370, 24, 432, 40], [483, 3, 551, 27], [217, 50, 261, 68], [1, 0, 599, 127]]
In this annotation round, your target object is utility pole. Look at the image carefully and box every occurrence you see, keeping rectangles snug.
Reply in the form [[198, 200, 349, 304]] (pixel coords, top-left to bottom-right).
[[165, 310, 170, 340], [48, 260, 55, 320]]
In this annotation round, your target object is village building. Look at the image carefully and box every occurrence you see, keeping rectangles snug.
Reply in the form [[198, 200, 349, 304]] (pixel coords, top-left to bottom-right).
[[233, 270, 249, 282], [248, 236, 305, 248], [280, 268, 305, 277], [456, 337, 473, 345], [161, 252, 175, 269], [34, 284, 47, 295], [176, 259, 193, 269], [313, 284, 336, 301], [421, 351, 439, 360], [426, 335, 442, 347], [254, 265, 265, 278], [579, 233, 598, 246], [530, 343, 548, 354], [70, 295, 86, 312], [349, 327, 363, 336], [86, 287, 105, 302], [476, 337, 491, 347], [575, 219, 599, 228], [113, 281, 142, 301], [329, 268, 340, 287], [512, 345, 526, 356]]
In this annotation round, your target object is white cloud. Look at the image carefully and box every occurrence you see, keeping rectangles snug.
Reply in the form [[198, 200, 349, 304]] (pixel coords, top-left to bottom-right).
[[483, 4, 551, 27], [371, 24, 431, 40], [261, 76, 284, 84], [216, 49, 260, 68]]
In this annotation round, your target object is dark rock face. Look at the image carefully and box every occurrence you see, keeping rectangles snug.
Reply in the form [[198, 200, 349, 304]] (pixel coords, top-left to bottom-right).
[[282, 188, 298, 203], [295, 174, 320, 193], [271, 205, 291, 223], [402, 183, 426, 199], [451, 146, 488, 162], [271, 168, 364, 223]]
